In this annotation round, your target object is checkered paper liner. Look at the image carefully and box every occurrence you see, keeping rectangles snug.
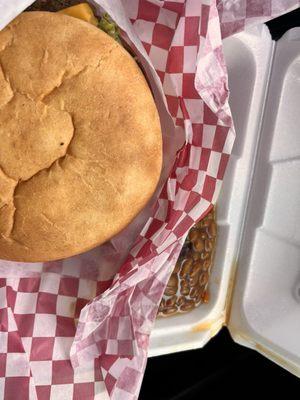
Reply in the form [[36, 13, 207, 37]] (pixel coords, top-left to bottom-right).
[[0, 1, 299, 399]]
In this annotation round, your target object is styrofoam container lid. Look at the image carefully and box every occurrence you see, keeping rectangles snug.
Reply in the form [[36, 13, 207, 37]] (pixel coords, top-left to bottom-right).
[[229, 27, 300, 377]]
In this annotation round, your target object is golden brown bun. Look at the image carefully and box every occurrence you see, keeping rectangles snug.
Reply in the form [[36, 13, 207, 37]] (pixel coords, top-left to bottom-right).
[[0, 12, 162, 262]]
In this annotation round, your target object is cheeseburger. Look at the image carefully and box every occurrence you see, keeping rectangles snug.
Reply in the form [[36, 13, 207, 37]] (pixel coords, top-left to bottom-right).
[[0, 2, 162, 262]]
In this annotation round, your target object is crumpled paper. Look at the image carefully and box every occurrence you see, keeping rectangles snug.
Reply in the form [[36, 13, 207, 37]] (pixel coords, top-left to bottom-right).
[[0, 1, 298, 399]]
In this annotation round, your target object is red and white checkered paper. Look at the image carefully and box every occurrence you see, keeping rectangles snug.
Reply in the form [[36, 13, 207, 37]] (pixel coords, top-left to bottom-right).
[[0, 0, 299, 399]]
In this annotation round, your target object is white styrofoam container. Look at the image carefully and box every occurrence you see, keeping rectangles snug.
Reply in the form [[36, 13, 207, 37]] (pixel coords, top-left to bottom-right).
[[149, 24, 300, 379]]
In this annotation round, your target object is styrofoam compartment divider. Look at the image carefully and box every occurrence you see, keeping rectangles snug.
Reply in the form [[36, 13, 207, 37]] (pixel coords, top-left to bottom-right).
[[150, 24, 300, 378]]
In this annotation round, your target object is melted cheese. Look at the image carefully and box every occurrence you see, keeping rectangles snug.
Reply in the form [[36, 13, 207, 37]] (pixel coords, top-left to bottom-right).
[[58, 3, 98, 26]]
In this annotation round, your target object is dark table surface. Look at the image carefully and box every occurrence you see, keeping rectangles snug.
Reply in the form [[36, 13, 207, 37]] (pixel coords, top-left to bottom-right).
[[140, 7, 300, 399]]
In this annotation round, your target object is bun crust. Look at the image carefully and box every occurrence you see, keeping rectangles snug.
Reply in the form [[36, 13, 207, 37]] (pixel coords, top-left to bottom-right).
[[0, 12, 162, 262]]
